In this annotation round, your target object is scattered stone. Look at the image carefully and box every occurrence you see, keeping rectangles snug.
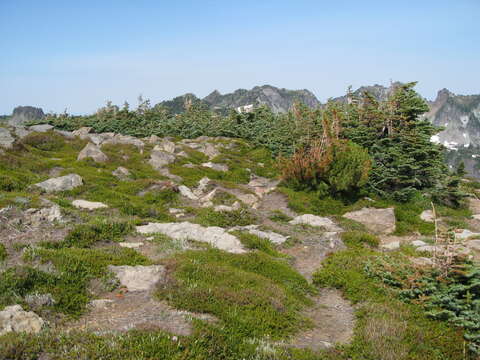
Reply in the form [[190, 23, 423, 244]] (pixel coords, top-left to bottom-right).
[[466, 240, 480, 252], [48, 166, 64, 177], [72, 127, 92, 137], [236, 193, 259, 208], [411, 257, 434, 266], [136, 222, 246, 253], [77, 143, 108, 162], [34, 174, 83, 192], [54, 129, 75, 138], [72, 200, 108, 210], [27, 204, 63, 224], [29, 124, 53, 132], [0, 305, 44, 336], [195, 177, 212, 196], [178, 185, 199, 200], [214, 202, 241, 212], [119, 242, 144, 249], [158, 168, 183, 182], [25, 294, 55, 309], [343, 207, 396, 234], [289, 214, 341, 232], [183, 163, 196, 168], [233, 225, 289, 244], [108, 265, 166, 292], [103, 134, 144, 149], [157, 138, 176, 153], [420, 210, 435, 222], [146, 135, 161, 144], [202, 162, 229, 172], [381, 241, 400, 251], [14, 126, 31, 139], [112, 166, 131, 180], [411, 240, 428, 247], [0, 127, 14, 149], [89, 299, 114, 309], [149, 145, 176, 170], [248, 176, 279, 197], [455, 229, 480, 240]]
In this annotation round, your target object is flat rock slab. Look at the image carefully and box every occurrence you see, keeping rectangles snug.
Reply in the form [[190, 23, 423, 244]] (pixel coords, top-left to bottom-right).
[[34, 174, 83, 192], [136, 222, 246, 254], [343, 207, 396, 234], [29, 124, 53, 132], [67, 292, 214, 336], [0, 305, 44, 336], [289, 214, 341, 232], [231, 225, 288, 244], [0, 127, 15, 149], [72, 199, 108, 210], [285, 289, 354, 351], [108, 265, 166, 292]]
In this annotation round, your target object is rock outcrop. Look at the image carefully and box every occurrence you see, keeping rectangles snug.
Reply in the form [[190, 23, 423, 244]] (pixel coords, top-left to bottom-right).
[[8, 106, 45, 126], [77, 143, 108, 162], [343, 207, 396, 234], [0, 305, 44, 336], [0, 128, 14, 149], [34, 174, 83, 192], [108, 265, 166, 292], [136, 222, 246, 253]]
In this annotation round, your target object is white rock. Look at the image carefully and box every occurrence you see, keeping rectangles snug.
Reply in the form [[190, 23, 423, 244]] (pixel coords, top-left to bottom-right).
[[455, 229, 480, 240], [233, 225, 289, 245], [416, 245, 438, 253], [343, 207, 396, 234], [466, 240, 480, 252], [108, 265, 166, 292], [178, 185, 199, 200], [236, 193, 259, 207], [72, 127, 92, 136], [411, 240, 428, 247], [158, 139, 176, 153], [289, 214, 341, 232], [0, 128, 14, 149], [381, 241, 400, 251], [103, 134, 144, 149], [119, 242, 144, 249], [14, 126, 32, 139], [214, 202, 241, 212], [77, 143, 108, 162], [0, 305, 44, 336], [136, 222, 246, 253], [34, 174, 83, 192], [202, 162, 229, 172], [72, 200, 108, 210], [28, 204, 62, 224], [89, 299, 114, 309]]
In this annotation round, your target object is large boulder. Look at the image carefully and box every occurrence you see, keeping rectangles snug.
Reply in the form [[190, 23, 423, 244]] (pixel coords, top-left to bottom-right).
[[289, 214, 341, 232], [77, 143, 108, 162], [8, 106, 44, 126], [0, 305, 44, 336], [34, 174, 83, 193], [136, 222, 246, 253], [29, 124, 53, 132], [343, 207, 396, 234], [108, 265, 165, 292], [103, 134, 144, 149], [149, 145, 176, 170], [0, 127, 14, 149]]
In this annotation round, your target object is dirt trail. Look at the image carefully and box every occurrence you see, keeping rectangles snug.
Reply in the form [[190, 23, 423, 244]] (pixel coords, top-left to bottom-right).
[[66, 291, 214, 336]]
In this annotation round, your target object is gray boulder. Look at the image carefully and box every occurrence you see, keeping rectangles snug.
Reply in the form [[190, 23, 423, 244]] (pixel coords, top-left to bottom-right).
[[112, 166, 131, 180], [289, 214, 342, 232], [202, 162, 229, 172], [29, 124, 53, 132], [0, 305, 44, 336], [77, 143, 108, 162], [343, 207, 396, 234], [34, 174, 83, 192], [0, 127, 14, 148], [149, 145, 176, 170]]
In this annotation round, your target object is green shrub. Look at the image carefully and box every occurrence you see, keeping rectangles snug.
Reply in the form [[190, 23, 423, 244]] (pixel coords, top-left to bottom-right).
[[59, 221, 134, 248], [195, 208, 257, 227], [268, 210, 293, 223], [21, 132, 66, 151], [341, 231, 379, 247], [0, 243, 6, 261], [233, 231, 283, 257]]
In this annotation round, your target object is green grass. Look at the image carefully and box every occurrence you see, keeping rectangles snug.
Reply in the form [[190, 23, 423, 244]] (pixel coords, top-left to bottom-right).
[[268, 210, 293, 223], [0, 247, 151, 316], [232, 231, 284, 257], [194, 207, 257, 227], [341, 231, 379, 248], [158, 249, 314, 340]]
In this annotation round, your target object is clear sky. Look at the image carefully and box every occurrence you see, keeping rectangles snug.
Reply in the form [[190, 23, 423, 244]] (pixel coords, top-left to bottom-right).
[[1, 0, 478, 114]]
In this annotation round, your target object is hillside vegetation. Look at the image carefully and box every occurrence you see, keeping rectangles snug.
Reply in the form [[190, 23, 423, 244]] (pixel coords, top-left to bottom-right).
[[1, 83, 480, 359]]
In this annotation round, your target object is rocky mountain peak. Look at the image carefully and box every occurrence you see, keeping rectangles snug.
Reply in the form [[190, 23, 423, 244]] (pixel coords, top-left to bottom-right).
[[9, 106, 45, 126]]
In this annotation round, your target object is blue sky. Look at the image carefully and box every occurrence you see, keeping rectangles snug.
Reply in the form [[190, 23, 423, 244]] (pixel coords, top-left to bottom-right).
[[1, 0, 478, 114]]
